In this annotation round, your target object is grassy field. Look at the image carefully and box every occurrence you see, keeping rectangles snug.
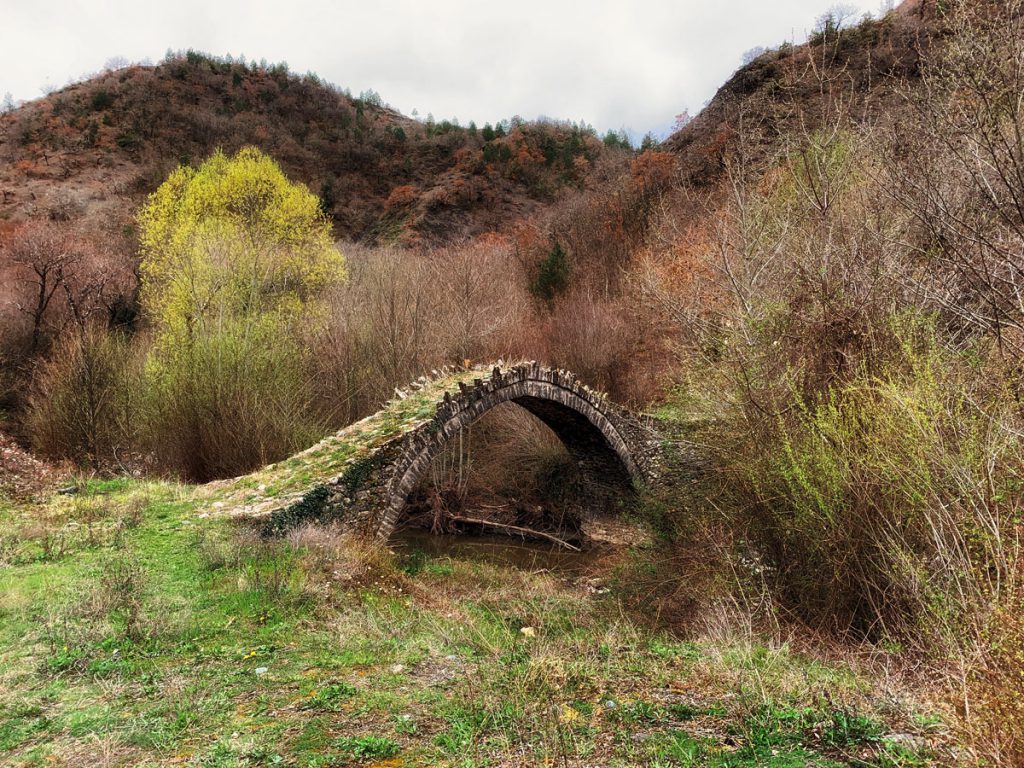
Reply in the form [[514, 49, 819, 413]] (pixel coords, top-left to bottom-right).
[[0, 478, 950, 767]]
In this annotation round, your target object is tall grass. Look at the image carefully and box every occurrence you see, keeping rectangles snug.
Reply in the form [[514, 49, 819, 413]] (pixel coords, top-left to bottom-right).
[[727, 318, 1021, 645], [142, 315, 325, 482]]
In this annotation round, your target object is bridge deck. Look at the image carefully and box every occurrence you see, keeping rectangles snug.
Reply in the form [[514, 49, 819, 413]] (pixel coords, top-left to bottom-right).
[[199, 367, 485, 522], [198, 362, 660, 539]]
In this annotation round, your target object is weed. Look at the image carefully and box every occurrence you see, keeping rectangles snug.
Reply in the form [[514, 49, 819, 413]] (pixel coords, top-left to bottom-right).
[[324, 734, 400, 761], [818, 708, 883, 748], [97, 551, 146, 641], [301, 682, 357, 711]]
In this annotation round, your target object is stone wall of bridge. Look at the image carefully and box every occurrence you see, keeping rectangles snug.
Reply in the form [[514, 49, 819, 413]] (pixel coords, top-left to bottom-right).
[[257, 362, 668, 541]]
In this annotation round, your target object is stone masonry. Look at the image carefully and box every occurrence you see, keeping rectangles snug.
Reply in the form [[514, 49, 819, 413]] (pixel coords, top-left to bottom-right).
[[272, 362, 664, 541]]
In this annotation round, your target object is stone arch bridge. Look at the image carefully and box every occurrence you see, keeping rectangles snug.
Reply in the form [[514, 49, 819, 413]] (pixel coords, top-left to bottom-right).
[[214, 363, 665, 541]]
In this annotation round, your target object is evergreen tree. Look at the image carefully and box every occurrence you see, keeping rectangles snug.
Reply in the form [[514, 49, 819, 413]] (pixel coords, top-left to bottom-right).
[[531, 241, 570, 304]]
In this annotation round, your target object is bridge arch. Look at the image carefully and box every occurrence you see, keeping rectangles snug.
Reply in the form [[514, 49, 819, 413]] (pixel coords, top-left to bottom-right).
[[376, 366, 644, 540], [248, 363, 662, 542]]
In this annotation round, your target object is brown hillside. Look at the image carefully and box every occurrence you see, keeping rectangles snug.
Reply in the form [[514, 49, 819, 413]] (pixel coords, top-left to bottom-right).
[[663, 2, 930, 184], [0, 52, 627, 246]]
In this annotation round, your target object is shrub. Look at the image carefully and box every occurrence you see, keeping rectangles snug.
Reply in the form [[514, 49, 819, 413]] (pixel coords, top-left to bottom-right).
[[96, 552, 146, 641], [967, 578, 1024, 766], [384, 184, 418, 211], [311, 244, 435, 419], [90, 88, 114, 111], [142, 315, 324, 480], [317, 179, 335, 217], [137, 147, 345, 480], [540, 291, 638, 401], [27, 325, 138, 470], [331, 735, 399, 760], [115, 130, 140, 150], [728, 320, 1022, 643]]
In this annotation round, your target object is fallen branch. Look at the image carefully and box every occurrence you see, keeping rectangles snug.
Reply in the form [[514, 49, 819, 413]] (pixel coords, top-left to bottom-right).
[[447, 515, 581, 552]]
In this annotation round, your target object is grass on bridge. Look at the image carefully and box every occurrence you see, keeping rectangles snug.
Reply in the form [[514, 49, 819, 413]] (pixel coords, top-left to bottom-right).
[[203, 367, 485, 520]]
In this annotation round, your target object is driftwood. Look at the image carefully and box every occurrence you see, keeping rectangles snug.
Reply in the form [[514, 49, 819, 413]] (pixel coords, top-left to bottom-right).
[[447, 515, 582, 552]]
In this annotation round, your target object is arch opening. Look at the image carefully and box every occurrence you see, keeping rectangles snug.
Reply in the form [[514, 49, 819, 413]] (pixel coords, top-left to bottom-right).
[[390, 395, 636, 547]]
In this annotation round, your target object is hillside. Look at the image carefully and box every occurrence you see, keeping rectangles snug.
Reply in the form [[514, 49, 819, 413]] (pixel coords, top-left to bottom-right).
[[662, 1, 930, 184], [0, 52, 626, 246]]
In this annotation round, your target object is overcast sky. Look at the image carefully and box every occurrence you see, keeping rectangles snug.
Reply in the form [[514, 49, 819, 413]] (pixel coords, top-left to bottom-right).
[[1, 0, 877, 138]]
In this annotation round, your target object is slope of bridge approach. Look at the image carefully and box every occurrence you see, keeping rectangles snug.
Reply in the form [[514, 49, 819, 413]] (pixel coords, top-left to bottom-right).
[[206, 363, 665, 541]]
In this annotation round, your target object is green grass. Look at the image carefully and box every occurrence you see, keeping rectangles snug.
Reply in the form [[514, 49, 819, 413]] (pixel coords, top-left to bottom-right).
[[0, 479, 945, 766]]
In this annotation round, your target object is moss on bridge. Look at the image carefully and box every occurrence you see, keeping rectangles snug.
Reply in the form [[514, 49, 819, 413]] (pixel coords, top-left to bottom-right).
[[199, 367, 488, 520]]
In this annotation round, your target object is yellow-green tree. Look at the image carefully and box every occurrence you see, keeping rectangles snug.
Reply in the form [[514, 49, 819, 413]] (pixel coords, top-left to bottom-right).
[[138, 147, 345, 480]]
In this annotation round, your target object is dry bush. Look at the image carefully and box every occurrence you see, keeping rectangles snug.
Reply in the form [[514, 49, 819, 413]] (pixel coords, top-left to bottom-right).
[[427, 241, 531, 365], [117, 493, 147, 530], [94, 552, 146, 641], [18, 520, 72, 562], [196, 526, 249, 572], [310, 244, 439, 425], [404, 402, 580, 535], [0, 220, 137, 447], [35, 550, 154, 671], [674, 115, 1024, 647], [0, 533, 17, 566], [965, 575, 1024, 766], [884, 0, 1024, 364], [531, 290, 664, 403], [26, 324, 140, 470], [15, 495, 131, 556], [0, 220, 136, 358], [46, 190, 86, 222], [459, 403, 573, 505], [384, 184, 418, 211], [0, 304, 32, 416], [310, 240, 533, 426], [286, 522, 399, 593], [541, 291, 630, 396]]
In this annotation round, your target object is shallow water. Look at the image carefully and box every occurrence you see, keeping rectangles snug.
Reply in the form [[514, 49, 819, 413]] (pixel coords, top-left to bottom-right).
[[389, 526, 611, 576]]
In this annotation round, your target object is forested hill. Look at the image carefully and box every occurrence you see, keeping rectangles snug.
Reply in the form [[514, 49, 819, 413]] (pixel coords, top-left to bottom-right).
[[0, 51, 629, 245]]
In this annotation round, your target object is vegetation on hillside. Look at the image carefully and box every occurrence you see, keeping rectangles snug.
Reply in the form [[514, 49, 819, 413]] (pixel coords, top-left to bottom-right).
[[0, 49, 625, 245], [634, 2, 1024, 761]]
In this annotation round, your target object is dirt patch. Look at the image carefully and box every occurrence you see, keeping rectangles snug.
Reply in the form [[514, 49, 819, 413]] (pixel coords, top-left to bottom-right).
[[0, 432, 68, 499]]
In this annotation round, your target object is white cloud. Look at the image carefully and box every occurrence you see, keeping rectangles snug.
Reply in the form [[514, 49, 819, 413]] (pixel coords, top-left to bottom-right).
[[0, 0, 876, 136]]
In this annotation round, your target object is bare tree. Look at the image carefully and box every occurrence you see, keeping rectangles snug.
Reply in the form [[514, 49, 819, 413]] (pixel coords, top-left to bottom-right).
[[742, 47, 767, 66], [103, 56, 130, 72], [1, 222, 130, 355], [815, 4, 861, 32], [883, 0, 1024, 359], [429, 241, 526, 365]]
